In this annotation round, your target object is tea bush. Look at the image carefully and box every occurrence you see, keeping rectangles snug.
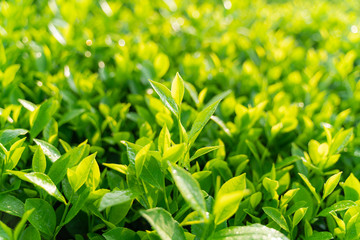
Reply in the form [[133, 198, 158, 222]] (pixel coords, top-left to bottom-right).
[[0, 0, 360, 239]]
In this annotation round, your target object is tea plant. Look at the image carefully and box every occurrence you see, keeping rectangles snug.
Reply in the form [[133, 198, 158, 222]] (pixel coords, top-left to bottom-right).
[[1, 0, 360, 239]]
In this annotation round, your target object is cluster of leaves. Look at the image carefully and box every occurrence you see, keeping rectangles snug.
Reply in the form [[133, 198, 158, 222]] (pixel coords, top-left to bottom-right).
[[1, 0, 360, 239]]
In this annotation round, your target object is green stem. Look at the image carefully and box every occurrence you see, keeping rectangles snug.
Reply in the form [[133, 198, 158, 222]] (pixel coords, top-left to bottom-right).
[[178, 114, 182, 144], [141, 179, 151, 209], [200, 215, 213, 240], [53, 192, 74, 239], [163, 184, 171, 212]]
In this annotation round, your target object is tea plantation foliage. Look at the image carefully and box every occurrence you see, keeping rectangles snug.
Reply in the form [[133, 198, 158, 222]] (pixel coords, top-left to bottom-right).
[[1, 0, 360, 239]]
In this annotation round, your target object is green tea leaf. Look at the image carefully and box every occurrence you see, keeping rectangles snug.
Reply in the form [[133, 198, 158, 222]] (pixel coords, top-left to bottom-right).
[[6, 146, 25, 170], [189, 146, 220, 162], [19, 226, 41, 240], [263, 207, 289, 232], [98, 189, 139, 212], [13, 208, 34, 240], [318, 200, 357, 217], [163, 144, 186, 164], [33, 138, 61, 163], [149, 80, 179, 117], [48, 143, 89, 185], [0, 129, 28, 146], [343, 173, 360, 201], [171, 72, 185, 107], [209, 224, 289, 240], [24, 198, 56, 237], [30, 99, 58, 139], [169, 163, 207, 217], [58, 109, 85, 126], [103, 227, 139, 240], [64, 187, 90, 225], [154, 53, 170, 78], [7, 171, 66, 204], [103, 163, 128, 175], [0, 194, 24, 217], [140, 155, 164, 189], [32, 146, 46, 173], [298, 173, 321, 204], [0, 221, 12, 240], [140, 208, 186, 240], [280, 188, 299, 208], [188, 100, 221, 146], [306, 231, 333, 240], [213, 174, 246, 225], [68, 153, 97, 192], [293, 207, 307, 228], [203, 89, 232, 110], [323, 172, 342, 200], [329, 128, 353, 155], [135, 143, 151, 178]]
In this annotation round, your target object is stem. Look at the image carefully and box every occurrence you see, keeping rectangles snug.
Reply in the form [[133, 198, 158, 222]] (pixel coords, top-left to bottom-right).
[[141, 179, 151, 209], [200, 215, 213, 240], [163, 184, 171, 212], [53, 192, 74, 239], [178, 114, 182, 144]]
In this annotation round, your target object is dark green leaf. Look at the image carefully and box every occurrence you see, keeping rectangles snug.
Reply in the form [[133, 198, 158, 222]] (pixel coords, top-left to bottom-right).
[[7, 171, 66, 204], [169, 163, 207, 217], [98, 189, 138, 212], [318, 200, 357, 217], [263, 207, 289, 232], [140, 208, 186, 240], [0, 129, 28, 146], [209, 224, 289, 240], [25, 198, 56, 237], [0, 194, 24, 217]]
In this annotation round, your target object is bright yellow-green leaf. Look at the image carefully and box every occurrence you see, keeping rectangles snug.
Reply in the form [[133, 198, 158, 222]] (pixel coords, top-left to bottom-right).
[[171, 72, 185, 107]]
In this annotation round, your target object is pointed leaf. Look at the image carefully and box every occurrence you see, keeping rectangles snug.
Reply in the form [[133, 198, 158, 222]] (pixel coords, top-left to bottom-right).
[[64, 188, 90, 224], [323, 172, 342, 200], [7, 171, 66, 204], [13, 209, 34, 240], [48, 143, 89, 184], [343, 173, 360, 201], [188, 100, 221, 146], [25, 198, 56, 237], [135, 143, 151, 178], [263, 207, 289, 232], [210, 224, 289, 240], [32, 146, 46, 173], [329, 128, 353, 155], [0, 129, 28, 146], [169, 163, 207, 217], [213, 174, 246, 224], [318, 200, 357, 217], [171, 72, 185, 106], [30, 99, 58, 138], [189, 146, 219, 162], [293, 208, 308, 228], [71, 153, 97, 192], [103, 163, 128, 175], [149, 80, 179, 117], [19, 226, 41, 240], [0, 194, 24, 217], [140, 208, 186, 240], [298, 173, 321, 204], [163, 144, 186, 164], [98, 189, 139, 211], [33, 139, 61, 163]]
